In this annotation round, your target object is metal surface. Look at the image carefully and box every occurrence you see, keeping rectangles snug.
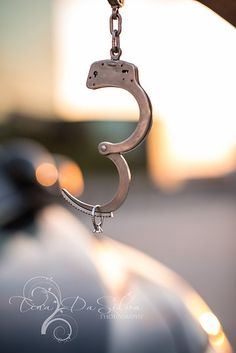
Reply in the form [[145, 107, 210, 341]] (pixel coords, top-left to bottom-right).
[[62, 59, 152, 217], [89, 60, 153, 155], [2, 203, 231, 353], [107, 0, 124, 8], [62, 152, 131, 217], [91, 205, 104, 233], [62, 1, 152, 221], [110, 7, 122, 60]]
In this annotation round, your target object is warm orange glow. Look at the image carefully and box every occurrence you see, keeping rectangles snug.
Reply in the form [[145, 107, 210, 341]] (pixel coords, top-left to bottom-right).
[[58, 161, 84, 196], [199, 312, 221, 336], [183, 294, 232, 352], [36, 163, 58, 187], [211, 332, 226, 347], [147, 119, 183, 190], [148, 119, 236, 189]]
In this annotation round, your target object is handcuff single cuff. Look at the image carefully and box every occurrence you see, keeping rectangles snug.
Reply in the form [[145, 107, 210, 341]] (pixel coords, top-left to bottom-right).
[[62, 0, 152, 233]]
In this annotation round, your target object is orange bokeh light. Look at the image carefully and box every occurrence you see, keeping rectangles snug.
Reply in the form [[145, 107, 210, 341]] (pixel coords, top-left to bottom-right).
[[58, 161, 84, 196], [36, 163, 58, 187]]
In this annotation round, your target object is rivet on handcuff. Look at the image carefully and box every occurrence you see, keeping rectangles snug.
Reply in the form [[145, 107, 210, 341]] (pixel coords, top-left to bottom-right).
[[62, 0, 152, 234]]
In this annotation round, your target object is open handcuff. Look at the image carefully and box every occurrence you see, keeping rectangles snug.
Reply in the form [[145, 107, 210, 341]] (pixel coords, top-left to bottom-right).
[[62, 0, 152, 233]]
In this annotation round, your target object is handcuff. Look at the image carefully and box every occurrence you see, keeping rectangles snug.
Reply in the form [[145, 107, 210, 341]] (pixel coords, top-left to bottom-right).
[[62, 0, 152, 233]]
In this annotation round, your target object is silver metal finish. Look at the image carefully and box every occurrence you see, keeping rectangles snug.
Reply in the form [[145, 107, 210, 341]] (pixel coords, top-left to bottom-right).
[[110, 6, 122, 60], [62, 152, 131, 216], [107, 0, 124, 8], [61, 0, 152, 225], [62, 59, 152, 217], [92, 205, 104, 233], [87, 60, 152, 155]]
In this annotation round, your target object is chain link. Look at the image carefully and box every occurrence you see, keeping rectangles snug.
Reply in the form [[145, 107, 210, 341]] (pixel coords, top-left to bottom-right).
[[107, 0, 124, 8], [110, 7, 122, 60]]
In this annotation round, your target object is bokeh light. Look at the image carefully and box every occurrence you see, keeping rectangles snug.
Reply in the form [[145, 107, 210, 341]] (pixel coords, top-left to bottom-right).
[[36, 162, 58, 187], [58, 161, 84, 196]]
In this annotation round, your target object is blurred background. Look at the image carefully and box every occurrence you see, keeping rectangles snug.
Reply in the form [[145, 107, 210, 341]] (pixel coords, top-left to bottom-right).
[[0, 0, 235, 349]]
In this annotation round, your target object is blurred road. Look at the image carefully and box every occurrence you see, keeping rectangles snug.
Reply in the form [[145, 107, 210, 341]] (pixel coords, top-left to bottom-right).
[[74, 173, 236, 349]]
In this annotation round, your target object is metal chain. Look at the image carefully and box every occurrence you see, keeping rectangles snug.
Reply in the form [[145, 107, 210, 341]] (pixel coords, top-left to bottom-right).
[[110, 6, 122, 60], [108, 0, 124, 7]]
